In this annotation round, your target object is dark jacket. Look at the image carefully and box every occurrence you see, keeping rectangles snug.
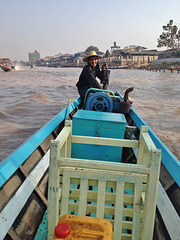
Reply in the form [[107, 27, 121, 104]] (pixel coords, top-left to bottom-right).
[[76, 63, 105, 89]]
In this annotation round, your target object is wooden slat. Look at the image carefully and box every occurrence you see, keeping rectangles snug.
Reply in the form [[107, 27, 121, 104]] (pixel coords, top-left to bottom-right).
[[141, 149, 161, 240], [157, 181, 180, 240], [60, 170, 71, 218], [113, 181, 124, 240], [61, 177, 147, 191], [35, 186, 48, 206], [0, 150, 49, 240], [68, 188, 134, 204], [78, 178, 88, 216], [56, 125, 72, 149], [96, 180, 106, 218], [8, 227, 21, 240], [59, 158, 149, 175], [141, 132, 156, 157], [67, 202, 134, 218], [137, 128, 145, 165], [111, 220, 133, 230], [132, 177, 143, 240], [62, 168, 146, 184], [47, 141, 60, 240], [71, 135, 139, 148], [19, 165, 48, 206]]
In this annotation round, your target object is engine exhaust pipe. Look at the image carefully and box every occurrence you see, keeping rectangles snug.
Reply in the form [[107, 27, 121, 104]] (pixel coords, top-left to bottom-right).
[[124, 87, 134, 102]]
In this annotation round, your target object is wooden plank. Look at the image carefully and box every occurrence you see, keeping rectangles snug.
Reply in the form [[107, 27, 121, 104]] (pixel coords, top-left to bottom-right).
[[71, 135, 139, 148], [55, 125, 72, 149], [78, 178, 88, 216], [65, 121, 72, 158], [137, 127, 146, 165], [67, 134, 72, 158], [19, 166, 48, 206], [35, 187, 48, 206], [132, 177, 143, 240], [141, 131, 156, 156], [60, 170, 71, 218], [157, 181, 180, 240], [8, 228, 21, 240], [0, 174, 22, 212], [61, 168, 146, 184], [0, 150, 49, 240], [59, 158, 149, 175], [21, 148, 42, 175], [61, 177, 147, 192], [141, 149, 161, 240], [68, 188, 134, 204], [113, 181, 124, 240], [67, 202, 134, 218], [47, 141, 60, 240], [96, 180, 106, 218]]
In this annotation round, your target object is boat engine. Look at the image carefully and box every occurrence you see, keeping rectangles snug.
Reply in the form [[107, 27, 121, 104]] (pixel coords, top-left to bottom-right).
[[85, 87, 133, 114]]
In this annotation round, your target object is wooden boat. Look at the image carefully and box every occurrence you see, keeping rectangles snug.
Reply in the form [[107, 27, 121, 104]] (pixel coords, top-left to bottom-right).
[[108, 65, 128, 69], [0, 88, 179, 240]]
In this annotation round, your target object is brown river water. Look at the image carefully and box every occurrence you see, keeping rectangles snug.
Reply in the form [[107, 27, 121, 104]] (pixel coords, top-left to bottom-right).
[[0, 66, 180, 162]]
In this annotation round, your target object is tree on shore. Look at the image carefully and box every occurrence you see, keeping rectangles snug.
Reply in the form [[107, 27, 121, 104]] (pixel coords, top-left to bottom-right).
[[85, 46, 99, 53], [157, 20, 179, 49], [105, 50, 110, 58]]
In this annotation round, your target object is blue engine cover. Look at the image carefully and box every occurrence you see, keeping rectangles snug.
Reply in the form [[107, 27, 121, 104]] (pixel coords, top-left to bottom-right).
[[86, 92, 113, 112]]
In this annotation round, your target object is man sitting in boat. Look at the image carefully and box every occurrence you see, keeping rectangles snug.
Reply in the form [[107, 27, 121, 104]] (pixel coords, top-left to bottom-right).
[[76, 51, 107, 99]]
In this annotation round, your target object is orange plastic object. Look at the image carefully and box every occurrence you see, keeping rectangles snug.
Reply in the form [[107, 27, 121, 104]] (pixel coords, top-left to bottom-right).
[[53, 214, 113, 240]]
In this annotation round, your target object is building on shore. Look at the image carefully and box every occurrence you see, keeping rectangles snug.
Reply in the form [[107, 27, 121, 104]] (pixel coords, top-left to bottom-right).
[[0, 58, 11, 65], [28, 43, 160, 68], [29, 50, 40, 62], [109, 43, 159, 67]]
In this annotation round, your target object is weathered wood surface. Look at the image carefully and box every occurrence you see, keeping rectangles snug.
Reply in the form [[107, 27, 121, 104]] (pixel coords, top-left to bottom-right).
[[0, 150, 50, 240], [157, 181, 180, 240]]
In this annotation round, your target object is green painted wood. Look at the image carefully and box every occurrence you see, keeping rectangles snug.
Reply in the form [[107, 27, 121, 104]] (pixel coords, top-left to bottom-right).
[[96, 180, 106, 218], [132, 177, 143, 240], [141, 149, 161, 240], [113, 181, 124, 240], [60, 170, 71, 218], [78, 178, 88, 216], [34, 210, 47, 240], [59, 158, 149, 175], [47, 141, 60, 240]]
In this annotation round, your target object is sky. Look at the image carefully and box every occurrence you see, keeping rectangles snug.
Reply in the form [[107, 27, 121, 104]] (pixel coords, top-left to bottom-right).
[[0, 0, 180, 61]]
